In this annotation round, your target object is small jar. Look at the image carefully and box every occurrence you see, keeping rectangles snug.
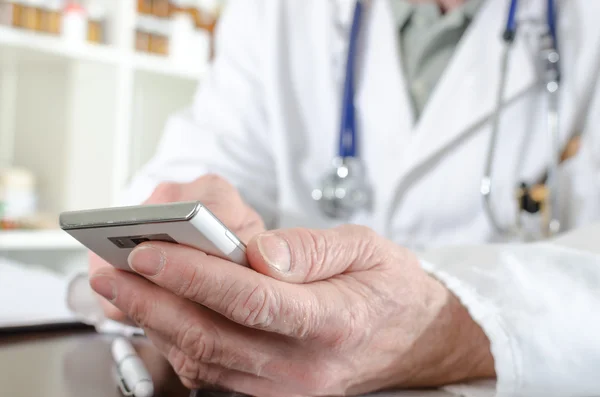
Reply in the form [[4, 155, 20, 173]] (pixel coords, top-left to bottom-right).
[[87, 0, 106, 44], [194, 0, 218, 31], [0, 168, 37, 225], [62, 1, 87, 44], [170, 0, 195, 65], [0, 1, 19, 27], [135, 28, 150, 52], [194, 0, 221, 59], [149, 18, 170, 56], [152, 0, 170, 19], [40, 0, 63, 34], [135, 14, 151, 52], [20, 0, 41, 30], [137, 0, 152, 15]]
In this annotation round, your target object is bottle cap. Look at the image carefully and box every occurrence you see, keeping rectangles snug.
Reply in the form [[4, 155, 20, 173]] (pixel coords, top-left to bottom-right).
[[0, 168, 35, 190], [47, 0, 66, 11], [195, 0, 220, 16], [64, 1, 86, 14], [87, 1, 107, 20]]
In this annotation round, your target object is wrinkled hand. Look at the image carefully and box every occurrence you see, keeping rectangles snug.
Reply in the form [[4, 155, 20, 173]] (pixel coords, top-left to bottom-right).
[[89, 223, 495, 396], [89, 174, 265, 323]]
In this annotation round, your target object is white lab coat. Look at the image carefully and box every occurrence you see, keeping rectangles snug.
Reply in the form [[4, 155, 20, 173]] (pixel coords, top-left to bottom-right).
[[121, 1, 600, 396]]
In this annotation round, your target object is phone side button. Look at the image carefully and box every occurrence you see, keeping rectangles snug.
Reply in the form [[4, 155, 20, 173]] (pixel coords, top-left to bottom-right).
[[225, 230, 241, 246]]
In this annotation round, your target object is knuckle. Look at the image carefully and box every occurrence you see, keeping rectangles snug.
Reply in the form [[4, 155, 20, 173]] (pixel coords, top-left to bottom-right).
[[173, 260, 206, 301], [339, 224, 381, 261], [301, 230, 329, 278], [333, 305, 370, 347], [289, 300, 317, 340], [177, 322, 220, 364], [226, 284, 277, 329], [169, 347, 194, 378], [295, 362, 338, 395], [127, 296, 154, 328], [103, 303, 128, 323], [169, 348, 222, 386]]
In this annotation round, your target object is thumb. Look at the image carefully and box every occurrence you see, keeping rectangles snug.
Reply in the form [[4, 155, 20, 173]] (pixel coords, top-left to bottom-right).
[[246, 225, 386, 283]]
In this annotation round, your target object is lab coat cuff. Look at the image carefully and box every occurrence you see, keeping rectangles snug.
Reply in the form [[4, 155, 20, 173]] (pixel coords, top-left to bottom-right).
[[419, 258, 520, 397]]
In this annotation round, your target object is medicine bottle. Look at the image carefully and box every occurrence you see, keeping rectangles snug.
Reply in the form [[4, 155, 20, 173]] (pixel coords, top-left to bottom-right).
[[152, 0, 170, 19], [194, 0, 221, 58], [135, 16, 151, 52], [0, 1, 18, 27], [170, 0, 197, 65], [0, 168, 37, 228], [194, 0, 218, 31], [20, 0, 41, 30], [87, 0, 106, 43], [62, 0, 87, 44], [137, 0, 152, 15], [149, 17, 170, 56], [40, 0, 63, 34]]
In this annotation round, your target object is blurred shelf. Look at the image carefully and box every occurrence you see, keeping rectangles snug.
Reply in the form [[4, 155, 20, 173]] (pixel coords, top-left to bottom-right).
[[0, 25, 120, 66], [132, 52, 206, 81], [0, 230, 84, 251], [0, 26, 207, 81]]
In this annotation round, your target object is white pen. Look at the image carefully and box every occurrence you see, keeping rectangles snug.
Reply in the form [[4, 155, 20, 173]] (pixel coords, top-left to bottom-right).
[[112, 337, 155, 397]]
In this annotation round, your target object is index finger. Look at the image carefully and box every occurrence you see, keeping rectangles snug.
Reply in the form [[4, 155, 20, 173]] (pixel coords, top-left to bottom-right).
[[127, 242, 321, 339], [88, 251, 134, 325]]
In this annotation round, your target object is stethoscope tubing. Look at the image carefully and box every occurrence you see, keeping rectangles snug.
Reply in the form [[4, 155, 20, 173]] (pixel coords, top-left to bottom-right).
[[338, 0, 365, 159], [483, 0, 562, 237]]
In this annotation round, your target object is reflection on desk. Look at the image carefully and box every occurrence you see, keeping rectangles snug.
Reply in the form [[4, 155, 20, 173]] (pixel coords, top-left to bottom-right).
[[0, 330, 460, 397], [0, 330, 189, 397]]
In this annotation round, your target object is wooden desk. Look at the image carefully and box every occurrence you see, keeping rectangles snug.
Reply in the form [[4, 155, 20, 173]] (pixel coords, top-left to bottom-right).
[[0, 328, 190, 397]]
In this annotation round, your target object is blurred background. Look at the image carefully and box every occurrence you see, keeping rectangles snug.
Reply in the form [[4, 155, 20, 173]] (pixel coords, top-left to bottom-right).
[[0, 1, 226, 281]]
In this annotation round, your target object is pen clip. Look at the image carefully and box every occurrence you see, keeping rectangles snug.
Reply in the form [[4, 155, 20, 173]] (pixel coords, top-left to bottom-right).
[[113, 365, 135, 397]]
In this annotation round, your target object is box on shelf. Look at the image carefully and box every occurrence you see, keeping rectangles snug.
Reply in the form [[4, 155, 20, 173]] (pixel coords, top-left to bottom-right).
[[0, 0, 110, 44], [0, 167, 45, 231], [134, 0, 225, 64]]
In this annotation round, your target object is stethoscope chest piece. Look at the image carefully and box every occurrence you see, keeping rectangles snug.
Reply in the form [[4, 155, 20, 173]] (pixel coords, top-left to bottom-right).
[[312, 157, 372, 220]]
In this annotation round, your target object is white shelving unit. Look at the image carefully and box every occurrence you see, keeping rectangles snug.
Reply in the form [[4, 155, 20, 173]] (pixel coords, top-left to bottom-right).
[[0, 229, 80, 251], [0, 1, 210, 270]]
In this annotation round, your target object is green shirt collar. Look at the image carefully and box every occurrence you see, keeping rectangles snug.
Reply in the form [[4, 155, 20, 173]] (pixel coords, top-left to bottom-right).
[[391, 0, 484, 32]]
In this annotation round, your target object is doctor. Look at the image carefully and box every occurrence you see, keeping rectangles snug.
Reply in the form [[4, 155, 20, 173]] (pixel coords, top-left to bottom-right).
[[89, 0, 600, 396]]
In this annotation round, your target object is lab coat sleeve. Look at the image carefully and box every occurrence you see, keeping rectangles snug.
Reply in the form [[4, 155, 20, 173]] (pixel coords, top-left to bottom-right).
[[119, 0, 278, 227], [418, 223, 600, 397]]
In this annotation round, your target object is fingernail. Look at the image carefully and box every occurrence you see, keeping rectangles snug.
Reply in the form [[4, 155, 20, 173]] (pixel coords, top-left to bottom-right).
[[90, 275, 117, 302], [257, 234, 291, 273], [128, 245, 165, 276]]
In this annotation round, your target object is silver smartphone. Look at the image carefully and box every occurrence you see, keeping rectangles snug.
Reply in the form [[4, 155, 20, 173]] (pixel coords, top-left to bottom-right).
[[59, 201, 248, 271]]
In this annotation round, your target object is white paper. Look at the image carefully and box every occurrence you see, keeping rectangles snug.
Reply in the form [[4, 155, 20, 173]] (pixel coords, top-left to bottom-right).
[[0, 256, 77, 328]]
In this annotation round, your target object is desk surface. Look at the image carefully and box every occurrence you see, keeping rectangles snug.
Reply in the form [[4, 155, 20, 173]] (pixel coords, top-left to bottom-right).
[[0, 328, 459, 397], [0, 328, 190, 397]]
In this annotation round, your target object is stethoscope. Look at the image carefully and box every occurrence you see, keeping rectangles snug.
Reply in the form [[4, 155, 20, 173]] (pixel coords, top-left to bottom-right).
[[482, 0, 562, 239], [312, 0, 372, 220], [312, 0, 565, 239]]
